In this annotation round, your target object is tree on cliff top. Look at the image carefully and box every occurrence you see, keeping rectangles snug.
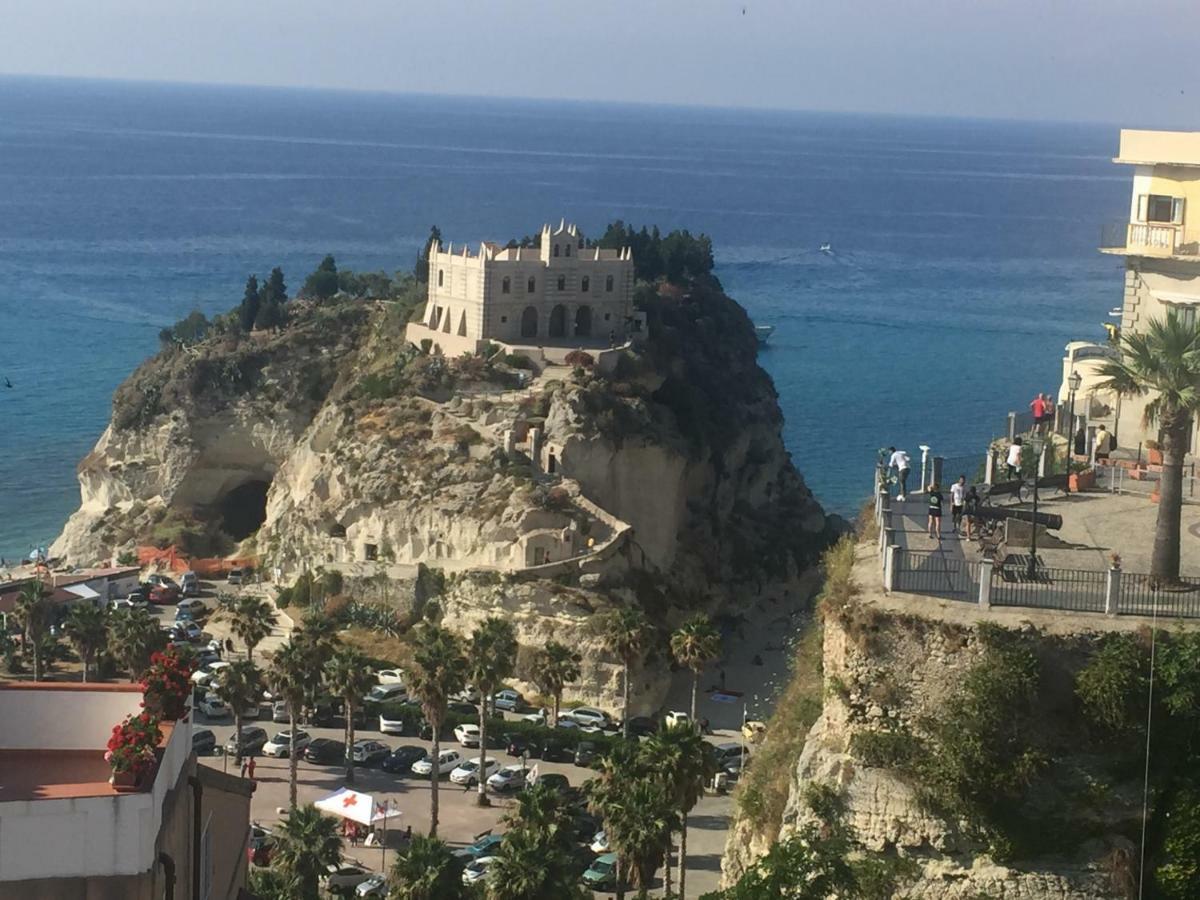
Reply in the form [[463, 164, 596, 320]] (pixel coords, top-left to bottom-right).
[[1099, 314, 1200, 585], [239, 274, 261, 331], [413, 225, 442, 283], [301, 255, 339, 301]]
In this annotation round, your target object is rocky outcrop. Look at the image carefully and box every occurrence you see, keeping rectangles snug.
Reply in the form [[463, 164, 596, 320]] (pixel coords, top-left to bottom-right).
[[52, 282, 829, 712]]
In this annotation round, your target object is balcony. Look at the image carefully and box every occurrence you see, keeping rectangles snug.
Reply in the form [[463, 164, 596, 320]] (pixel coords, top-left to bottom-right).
[[1101, 222, 1200, 260]]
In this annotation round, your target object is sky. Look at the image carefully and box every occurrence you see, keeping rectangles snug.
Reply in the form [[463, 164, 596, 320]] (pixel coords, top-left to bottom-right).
[[2, 0, 1198, 125]]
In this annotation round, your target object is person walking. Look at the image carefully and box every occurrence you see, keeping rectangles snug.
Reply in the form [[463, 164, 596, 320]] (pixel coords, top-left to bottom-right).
[[964, 485, 980, 540], [1030, 393, 1046, 434], [888, 446, 911, 501], [927, 482, 944, 540], [1095, 424, 1112, 461], [950, 475, 967, 536], [1007, 438, 1023, 480], [246, 756, 256, 782]]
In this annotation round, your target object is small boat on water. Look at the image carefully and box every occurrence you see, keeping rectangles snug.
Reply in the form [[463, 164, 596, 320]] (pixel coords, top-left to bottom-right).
[[819, 242, 833, 254], [754, 324, 775, 346]]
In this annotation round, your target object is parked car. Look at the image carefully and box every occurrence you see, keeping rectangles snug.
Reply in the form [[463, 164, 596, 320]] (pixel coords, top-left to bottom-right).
[[375, 669, 405, 685], [126, 585, 152, 605], [352, 740, 391, 765], [323, 863, 373, 892], [248, 824, 274, 867], [304, 738, 347, 765], [625, 716, 657, 737], [224, 726, 268, 757], [272, 700, 290, 723], [180, 571, 199, 596], [364, 684, 408, 706], [574, 740, 600, 768], [192, 661, 231, 687], [168, 622, 203, 643], [664, 710, 691, 729], [453, 834, 504, 861], [411, 749, 462, 778], [355, 874, 388, 897], [492, 689, 523, 712], [174, 607, 195, 623], [147, 574, 178, 589], [176, 597, 206, 616], [582, 853, 619, 889], [541, 739, 571, 763], [462, 856, 497, 886], [447, 701, 477, 717], [381, 745, 428, 774], [239, 698, 263, 720], [449, 757, 500, 786], [227, 567, 251, 586], [589, 830, 610, 854], [150, 584, 181, 604], [379, 711, 408, 735], [453, 685, 481, 704], [453, 723, 481, 747], [714, 742, 749, 767], [534, 773, 570, 794], [196, 648, 221, 667], [192, 728, 217, 755], [110, 596, 147, 612], [504, 733, 542, 758], [262, 729, 312, 758], [568, 707, 612, 729], [199, 694, 230, 718], [486, 764, 528, 793]]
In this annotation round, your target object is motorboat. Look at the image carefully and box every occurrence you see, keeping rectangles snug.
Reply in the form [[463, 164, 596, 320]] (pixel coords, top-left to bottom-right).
[[754, 324, 775, 346]]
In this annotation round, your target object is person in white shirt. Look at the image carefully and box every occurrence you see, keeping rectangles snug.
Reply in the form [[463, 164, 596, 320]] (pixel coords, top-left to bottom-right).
[[1006, 438, 1023, 480], [950, 475, 967, 535], [887, 446, 911, 500]]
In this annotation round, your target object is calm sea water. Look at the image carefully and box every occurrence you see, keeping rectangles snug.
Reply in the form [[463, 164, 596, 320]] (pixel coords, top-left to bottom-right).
[[0, 77, 1128, 560]]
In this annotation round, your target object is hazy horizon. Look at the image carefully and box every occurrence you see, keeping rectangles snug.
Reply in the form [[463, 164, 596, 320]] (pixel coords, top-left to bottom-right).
[[3, 0, 1197, 127]]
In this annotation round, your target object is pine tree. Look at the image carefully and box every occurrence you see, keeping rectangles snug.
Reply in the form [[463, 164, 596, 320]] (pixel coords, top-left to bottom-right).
[[414, 226, 442, 283], [239, 275, 260, 331]]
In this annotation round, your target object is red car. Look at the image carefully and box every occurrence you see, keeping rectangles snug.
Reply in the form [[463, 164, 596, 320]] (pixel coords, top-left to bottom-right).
[[150, 584, 181, 604], [247, 825, 274, 866]]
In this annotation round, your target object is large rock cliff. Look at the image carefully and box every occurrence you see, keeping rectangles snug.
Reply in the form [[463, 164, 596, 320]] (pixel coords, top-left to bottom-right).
[[52, 280, 829, 711]]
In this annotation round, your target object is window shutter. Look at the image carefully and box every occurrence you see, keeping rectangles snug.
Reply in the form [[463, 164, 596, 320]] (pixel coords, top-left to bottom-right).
[[1137, 195, 1149, 222], [1172, 198, 1185, 224]]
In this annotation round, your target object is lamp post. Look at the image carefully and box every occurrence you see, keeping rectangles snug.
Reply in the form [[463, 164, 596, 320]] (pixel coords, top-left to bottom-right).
[[1028, 433, 1046, 579], [1067, 370, 1082, 454]]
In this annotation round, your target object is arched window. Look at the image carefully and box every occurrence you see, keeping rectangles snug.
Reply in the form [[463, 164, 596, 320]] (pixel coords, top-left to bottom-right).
[[581, 276, 590, 293], [521, 306, 538, 338], [549, 305, 567, 338], [554, 244, 560, 257], [564, 244, 571, 257], [502, 276, 511, 294], [557, 275, 566, 291], [438, 269, 444, 287], [605, 275, 614, 292]]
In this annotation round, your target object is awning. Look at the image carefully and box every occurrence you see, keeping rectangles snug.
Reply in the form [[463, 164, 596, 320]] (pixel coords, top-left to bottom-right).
[[314, 789, 403, 827], [1142, 271, 1200, 306]]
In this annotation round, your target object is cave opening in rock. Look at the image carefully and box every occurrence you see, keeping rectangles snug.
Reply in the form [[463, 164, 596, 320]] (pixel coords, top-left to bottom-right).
[[218, 480, 270, 542]]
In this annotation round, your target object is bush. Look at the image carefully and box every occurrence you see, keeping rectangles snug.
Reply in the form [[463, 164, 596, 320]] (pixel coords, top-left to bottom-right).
[[1076, 633, 1148, 734], [564, 350, 594, 368], [851, 728, 921, 769]]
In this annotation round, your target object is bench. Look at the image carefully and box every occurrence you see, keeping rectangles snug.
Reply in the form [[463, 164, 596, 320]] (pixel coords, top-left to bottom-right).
[[1035, 473, 1069, 496], [981, 480, 1025, 504]]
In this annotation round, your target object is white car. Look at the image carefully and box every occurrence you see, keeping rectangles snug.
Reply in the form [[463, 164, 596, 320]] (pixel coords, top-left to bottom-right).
[[180, 571, 200, 596], [453, 723, 481, 747], [364, 684, 407, 705], [356, 874, 388, 897], [449, 757, 499, 786], [110, 596, 148, 612], [262, 729, 312, 758], [486, 764, 528, 793], [379, 712, 407, 735], [198, 694, 230, 718], [323, 863, 373, 891], [191, 660, 231, 687], [664, 710, 692, 729], [492, 689, 522, 712], [462, 856, 497, 886], [411, 749, 462, 777], [453, 685, 481, 703], [590, 830, 610, 854], [375, 669, 405, 685], [569, 707, 612, 728], [176, 597, 206, 616]]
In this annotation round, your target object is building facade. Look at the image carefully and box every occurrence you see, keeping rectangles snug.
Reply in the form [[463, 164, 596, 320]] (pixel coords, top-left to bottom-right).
[[1060, 129, 1200, 452], [412, 220, 634, 352]]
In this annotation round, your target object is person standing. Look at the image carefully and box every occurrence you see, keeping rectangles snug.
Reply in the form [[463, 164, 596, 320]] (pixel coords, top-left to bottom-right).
[[927, 482, 944, 540], [1095, 424, 1113, 461], [1007, 438, 1023, 480], [964, 485, 981, 540], [1043, 394, 1056, 433], [950, 475, 967, 536], [246, 756, 256, 782], [1030, 393, 1046, 433], [888, 446, 912, 501]]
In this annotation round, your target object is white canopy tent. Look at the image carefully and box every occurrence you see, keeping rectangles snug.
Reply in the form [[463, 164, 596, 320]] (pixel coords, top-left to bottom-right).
[[314, 788, 403, 828]]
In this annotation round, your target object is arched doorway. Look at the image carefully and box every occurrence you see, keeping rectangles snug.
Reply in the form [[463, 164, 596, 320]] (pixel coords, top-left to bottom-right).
[[574, 305, 592, 337], [549, 305, 567, 338], [520, 306, 538, 338]]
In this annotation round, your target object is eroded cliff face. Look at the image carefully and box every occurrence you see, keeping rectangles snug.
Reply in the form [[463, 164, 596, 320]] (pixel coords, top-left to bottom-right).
[[53, 282, 829, 711], [722, 563, 1139, 899]]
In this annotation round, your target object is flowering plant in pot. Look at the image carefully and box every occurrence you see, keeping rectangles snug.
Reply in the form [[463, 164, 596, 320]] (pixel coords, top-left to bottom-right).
[[106, 711, 162, 789], [141, 647, 196, 721]]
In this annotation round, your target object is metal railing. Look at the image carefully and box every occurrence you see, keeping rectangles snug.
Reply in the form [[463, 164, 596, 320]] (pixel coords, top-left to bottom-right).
[[1119, 574, 1200, 618], [1094, 462, 1200, 504], [893, 549, 979, 602], [990, 563, 1107, 614]]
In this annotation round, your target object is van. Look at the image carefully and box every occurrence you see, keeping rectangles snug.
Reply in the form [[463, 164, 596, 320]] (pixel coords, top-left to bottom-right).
[[180, 571, 199, 596]]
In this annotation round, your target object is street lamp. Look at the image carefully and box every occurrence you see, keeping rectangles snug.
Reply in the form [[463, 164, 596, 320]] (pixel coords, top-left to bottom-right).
[[1028, 433, 1046, 579], [1067, 370, 1082, 454]]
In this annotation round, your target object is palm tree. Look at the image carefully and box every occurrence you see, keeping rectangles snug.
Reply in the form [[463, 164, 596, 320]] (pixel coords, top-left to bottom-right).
[[219, 594, 278, 663], [532, 641, 581, 725], [671, 614, 721, 722], [13, 579, 52, 681], [295, 610, 340, 668], [107, 607, 164, 681], [388, 834, 469, 900], [325, 645, 376, 782], [406, 624, 466, 837], [490, 782, 590, 900], [272, 803, 342, 900], [588, 761, 678, 899], [214, 658, 261, 766], [644, 723, 717, 899], [466, 617, 517, 805], [1099, 314, 1200, 583], [64, 602, 108, 682], [594, 606, 652, 738], [268, 641, 312, 808]]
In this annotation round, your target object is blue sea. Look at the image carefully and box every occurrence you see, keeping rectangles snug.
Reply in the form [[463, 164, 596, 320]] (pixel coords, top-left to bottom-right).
[[0, 76, 1128, 560]]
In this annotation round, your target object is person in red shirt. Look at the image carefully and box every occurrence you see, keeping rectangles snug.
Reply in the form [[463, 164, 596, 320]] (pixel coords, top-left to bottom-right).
[[1030, 393, 1046, 433]]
